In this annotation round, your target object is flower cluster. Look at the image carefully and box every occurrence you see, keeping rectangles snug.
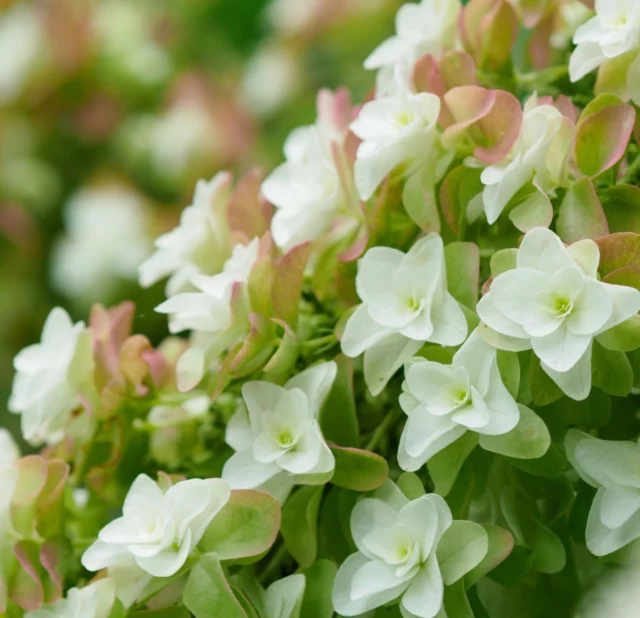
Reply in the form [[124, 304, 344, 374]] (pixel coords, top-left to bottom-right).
[[5, 0, 640, 616]]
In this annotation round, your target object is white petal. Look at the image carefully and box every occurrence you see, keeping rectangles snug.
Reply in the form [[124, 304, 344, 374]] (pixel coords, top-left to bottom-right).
[[480, 373, 520, 435], [399, 494, 451, 557], [221, 450, 281, 489], [531, 325, 592, 372], [82, 540, 130, 572], [516, 227, 569, 272], [600, 485, 640, 529], [400, 555, 444, 618], [566, 239, 600, 278], [225, 405, 253, 451], [569, 42, 607, 82], [576, 439, 640, 489], [357, 247, 405, 303], [277, 424, 322, 475], [566, 280, 613, 336], [351, 498, 399, 559], [476, 294, 530, 340], [241, 381, 286, 430], [364, 36, 408, 69], [405, 362, 456, 405], [541, 342, 592, 401], [599, 282, 640, 333], [451, 388, 491, 429], [489, 269, 548, 326], [364, 334, 423, 396], [452, 330, 495, 395], [564, 429, 600, 488], [135, 534, 191, 577], [286, 361, 337, 418], [341, 304, 393, 358], [428, 293, 468, 346], [586, 487, 640, 556]]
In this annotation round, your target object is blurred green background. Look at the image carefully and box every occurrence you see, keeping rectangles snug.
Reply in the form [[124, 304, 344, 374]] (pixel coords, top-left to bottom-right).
[[0, 0, 403, 445]]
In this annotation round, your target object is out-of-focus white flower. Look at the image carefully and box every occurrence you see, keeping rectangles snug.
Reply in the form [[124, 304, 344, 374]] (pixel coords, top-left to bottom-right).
[[550, 1, 593, 51], [341, 234, 467, 395], [148, 395, 210, 428], [0, 429, 20, 467], [52, 185, 151, 302], [242, 43, 300, 117], [262, 574, 306, 618], [398, 330, 520, 470], [9, 307, 94, 446], [82, 474, 230, 578], [350, 91, 441, 200], [155, 238, 259, 391], [569, 0, 640, 103], [364, 0, 461, 95], [222, 362, 337, 502], [478, 227, 640, 400], [0, 4, 43, 105], [25, 578, 116, 618], [265, 0, 320, 34], [474, 96, 574, 225], [566, 430, 640, 556], [139, 172, 233, 296], [333, 481, 487, 617], [262, 124, 344, 249]]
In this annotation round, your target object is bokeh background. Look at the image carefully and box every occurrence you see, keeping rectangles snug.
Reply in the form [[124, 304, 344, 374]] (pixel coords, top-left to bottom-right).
[[0, 0, 404, 445]]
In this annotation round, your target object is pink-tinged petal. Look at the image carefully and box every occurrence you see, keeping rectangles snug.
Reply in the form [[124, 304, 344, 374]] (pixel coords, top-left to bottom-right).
[[226, 168, 272, 240], [528, 11, 554, 70], [576, 95, 636, 178], [317, 87, 357, 136], [557, 176, 609, 243], [338, 224, 369, 263], [517, 0, 550, 28], [39, 539, 65, 604], [11, 542, 44, 610], [273, 242, 312, 327], [595, 52, 637, 101], [595, 233, 640, 276], [442, 86, 495, 148], [439, 51, 477, 90], [413, 54, 451, 123], [554, 95, 580, 125], [473, 90, 523, 164]]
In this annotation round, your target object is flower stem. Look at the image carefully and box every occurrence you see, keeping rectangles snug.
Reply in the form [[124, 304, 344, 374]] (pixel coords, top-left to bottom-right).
[[366, 407, 402, 452], [258, 542, 289, 584]]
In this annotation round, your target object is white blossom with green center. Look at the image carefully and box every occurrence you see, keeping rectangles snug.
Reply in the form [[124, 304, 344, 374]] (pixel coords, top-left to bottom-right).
[[25, 579, 116, 618]]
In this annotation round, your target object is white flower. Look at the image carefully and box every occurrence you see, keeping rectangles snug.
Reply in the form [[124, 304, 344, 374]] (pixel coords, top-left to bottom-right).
[[82, 474, 230, 578], [341, 234, 467, 395], [25, 578, 116, 618], [477, 227, 640, 400], [0, 4, 42, 105], [565, 430, 640, 556], [550, 1, 593, 51], [139, 172, 232, 296], [155, 238, 259, 391], [350, 92, 441, 201], [332, 481, 487, 618], [9, 307, 94, 446], [222, 362, 337, 502], [364, 0, 461, 96], [0, 429, 20, 467], [52, 185, 151, 302], [569, 0, 640, 103], [262, 124, 344, 249], [475, 96, 574, 225], [398, 330, 520, 470], [148, 394, 210, 428]]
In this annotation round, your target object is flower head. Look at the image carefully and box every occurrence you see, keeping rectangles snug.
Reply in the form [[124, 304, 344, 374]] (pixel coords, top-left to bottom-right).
[[82, 474, 231, 578], [478, 227, 640, 399], [341, 234, 467, 395], [25, 578, 116, 618], [222, 362, 337, 501], [9, 307, 94, 446], [332, 480, 487, 617], [398, 330, 519, 469]]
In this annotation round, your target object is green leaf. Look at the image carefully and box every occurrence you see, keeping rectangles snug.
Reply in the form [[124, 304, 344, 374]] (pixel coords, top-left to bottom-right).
[[479, 405, 550, 460], [556, 176, 609, 243], [130, 609, 191, 618], [465, 524, 514, 587], [497, 350, 520, 399], [439, 165, 483, 237], [184, 553, 247, 618], [281, 485, 323, 567], [490, 248, 517, 279], [329, 445, 389, 491], [500, 486, 566, 574], [487, 545, 535, 586], [397, 472, 426, 501], [595, 232, 640, 276], [299, 559, 337, 618], [601, 184, 640, 234], [273, 242, 312, 327], [591, 341, 633, 396], [318, 487, 357, 563], [443, 580, 474, 618], [437, 521, 489, 585], [444, 242, 480, 309], [402, 169, 441, 232], [603, 266, 640, 291], [319, 356, 359, 448], [263, 320, 300, 377], [199, 490, 280, 562], [508, 444, 567, 477], [529, 353, 563, 406], [597, 314, 640, 352], [428, 432, 478, 497]]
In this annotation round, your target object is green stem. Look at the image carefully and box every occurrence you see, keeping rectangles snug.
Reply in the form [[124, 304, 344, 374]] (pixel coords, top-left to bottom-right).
[[301, 334, 337, 351], [366, 407, 402, 452], [258, 543, 288, 584], [622, 155, 640, 184]]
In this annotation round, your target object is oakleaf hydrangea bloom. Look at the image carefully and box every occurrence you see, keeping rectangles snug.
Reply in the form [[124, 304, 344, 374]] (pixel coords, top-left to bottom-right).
[[569, 0, 640, 104], [565, 430, 640, 556], [25, 578, 116, 618], [478, 228, 640, 400], [364, 0, 461, 95], [332, 481, 487, 617], [398, 330, 519, 470], [8, 307, 94, 446], [262, 120, 344, 249], [222, 362, 337, 501], [472, 96, 574, 225], [139, 172, 232, 296], [350, 91, 441, 201], [155, 237, 259, 391], [82, 474, 231, 578], [341, 234, 467, 395]]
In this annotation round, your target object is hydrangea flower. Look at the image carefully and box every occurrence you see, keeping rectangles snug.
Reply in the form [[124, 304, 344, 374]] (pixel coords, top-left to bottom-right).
[[25, 578, 116, 618], [139, 172, 232, 296], [155, 237, 259, 391], [82, 474, 231, 578], [364, 0, 461, 95], [398, 330, 520, 470], [566, 430, 640, 556], [8, 307, 94, 446], [332, 481, 487, 617], [569, 0, 640, 104], [341, 234, 467, 395], [222, 362, 337, 501], [477, 227, 640, 400], [471, 95, 574, 226], [350, 91, 441, 201]]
